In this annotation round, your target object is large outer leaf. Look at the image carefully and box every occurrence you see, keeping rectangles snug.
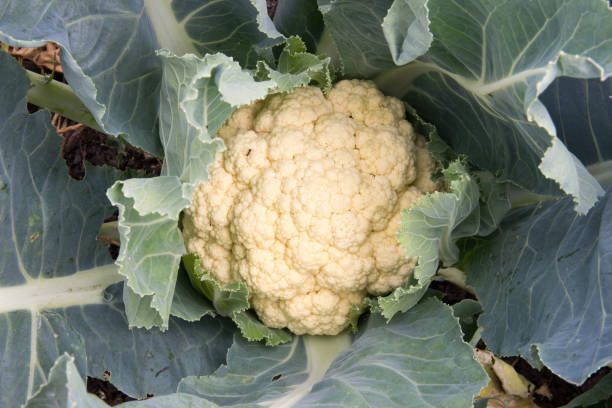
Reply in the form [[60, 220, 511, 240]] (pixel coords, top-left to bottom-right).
[[176, 298, 487, 408], [0, 51, 118, 405], [394, 0, 611, 214], [0, 0, 163, 155], [25, 354, 107, 408], [64, 283, 235, 399], [0, 53, 235, 406], [317, 0, 426, 77], [461, 185, 612, 384], [273, 0, 325, 52], [160, 0, 284, 67]]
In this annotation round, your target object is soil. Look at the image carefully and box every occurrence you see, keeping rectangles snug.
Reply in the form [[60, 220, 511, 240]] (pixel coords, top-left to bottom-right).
[[266, 0, 278, 18], [87, 377, 137, 406], [501, 357, 610, 408], [4, 20, 610, 408]]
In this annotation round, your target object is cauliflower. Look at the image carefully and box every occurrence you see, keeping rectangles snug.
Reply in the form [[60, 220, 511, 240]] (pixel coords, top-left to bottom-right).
[[182, 80, 439, 335]]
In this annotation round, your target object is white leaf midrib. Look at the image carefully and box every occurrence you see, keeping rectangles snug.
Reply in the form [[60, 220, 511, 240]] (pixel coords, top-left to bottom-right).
[[0, 264, 123, 314], [258, 334, 352, 408]]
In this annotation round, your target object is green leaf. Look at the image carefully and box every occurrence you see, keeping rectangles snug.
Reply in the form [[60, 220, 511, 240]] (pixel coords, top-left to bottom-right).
[[462, 185, 612, 384], [0, 0, 163, 155], [561, 372, 612, 408], [317, 0, 396, 77], [255, 36, 334, 93], [382, 0, 432, 66], [404, 104, 455, 166], [178, 298, 487, 407], [0, 52, 120, 406], [182, 254, 250, 318], [474, 171, 512, 237], [380, 0, 612, 214], [273, 0, 325, 52], [157, 50, 272, 184], [178, 334, 346, 406], [107, 181, 185, 329], [123, 394, 220, 407], [145, 0, 284, 68], [316, 0, 431, 76], [25, 354, 107, 408], [183, 254, 292, 346], [540, 77, 612, 167], [120, 177, 192, 219], [0, 0, 285, 156], [299, 300, 487, 408], [452, 299, 483, 342], [64, 283, 235, 399], [169, 266, 217, 322], [232, 311, 293, 347], [378, 160, 507, 320]]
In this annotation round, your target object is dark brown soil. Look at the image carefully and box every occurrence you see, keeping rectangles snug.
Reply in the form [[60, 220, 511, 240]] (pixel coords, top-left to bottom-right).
[[59, 116, 161, 180], [266, 0, 278, 18], [87, 377, 137, 406], [430, 278, 476, 305], [501, 358, 611, 408]]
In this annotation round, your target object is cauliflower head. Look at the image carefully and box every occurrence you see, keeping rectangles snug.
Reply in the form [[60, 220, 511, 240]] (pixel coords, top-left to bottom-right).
[[182, 79, 439, 335]]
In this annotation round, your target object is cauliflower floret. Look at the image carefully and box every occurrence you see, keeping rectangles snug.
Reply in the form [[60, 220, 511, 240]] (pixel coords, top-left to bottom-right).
[[182, 80, 440, 335]]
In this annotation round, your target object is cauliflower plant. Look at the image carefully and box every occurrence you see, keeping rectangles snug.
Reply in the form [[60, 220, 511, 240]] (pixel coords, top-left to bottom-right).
[[182, 80, 439, 335]]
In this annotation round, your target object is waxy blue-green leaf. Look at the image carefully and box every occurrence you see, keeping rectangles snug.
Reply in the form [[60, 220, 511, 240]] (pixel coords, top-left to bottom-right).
[[540, 77, 612, 167], [24, 354, 107, 408], [148, 0, 284, 68], [0, 0, 285, 156], [0, 53, 235, 406], [382, 0, 432, 66], [381, 0, 612, 214], [462, 185, 612, 384], [0, 51, 121, 406], [316, 0, 431, 76], [0, 0, 163, 155], [273, 0, 325, 52], [317, 0, 395, 77], [178, 298, 487, 408], [64, 283, 235, 399]]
